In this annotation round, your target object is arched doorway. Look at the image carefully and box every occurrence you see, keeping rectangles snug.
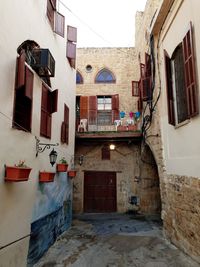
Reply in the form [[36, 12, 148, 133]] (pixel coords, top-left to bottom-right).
[[138, 144, 161, 217]]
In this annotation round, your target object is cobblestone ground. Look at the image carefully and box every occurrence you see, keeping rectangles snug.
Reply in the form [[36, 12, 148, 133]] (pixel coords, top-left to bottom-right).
[[34, 213, 200, 267]]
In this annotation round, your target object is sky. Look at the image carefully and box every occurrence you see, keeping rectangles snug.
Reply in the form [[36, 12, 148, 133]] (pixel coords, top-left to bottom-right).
[[58, 0, 147, 47]]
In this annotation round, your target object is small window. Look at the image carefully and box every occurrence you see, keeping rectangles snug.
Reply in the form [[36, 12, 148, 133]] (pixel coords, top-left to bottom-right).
[[13, 52, 33, 132], [86, 65, 92, 72], [40, 84, 58, 138], [102, 146, 110, 160], [76, 71, 83, 84], [95, 68, 116, 83]]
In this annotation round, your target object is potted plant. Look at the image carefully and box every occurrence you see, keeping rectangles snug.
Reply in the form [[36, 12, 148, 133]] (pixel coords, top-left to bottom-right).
[[67, 156, 77, 178], [39, 171, 55, 183], [67, 170, 77, 178], [56, 157, 68, 172], [5, 160, 32, 182]]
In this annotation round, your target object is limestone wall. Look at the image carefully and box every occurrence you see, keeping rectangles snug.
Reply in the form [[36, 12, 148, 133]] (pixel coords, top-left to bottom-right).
[[76, 47, 139, 113]]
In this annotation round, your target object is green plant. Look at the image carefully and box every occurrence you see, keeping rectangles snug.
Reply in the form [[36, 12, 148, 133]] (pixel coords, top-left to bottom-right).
[[59, 157, 68, 164], [15, 160, 28, 168]]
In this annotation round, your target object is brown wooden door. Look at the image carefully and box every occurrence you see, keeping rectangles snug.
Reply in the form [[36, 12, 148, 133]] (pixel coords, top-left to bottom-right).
[[84, 171, 116, 213]]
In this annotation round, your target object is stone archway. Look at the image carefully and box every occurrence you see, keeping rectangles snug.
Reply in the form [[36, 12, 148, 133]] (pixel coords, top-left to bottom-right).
[[138, 144, 161, 217]]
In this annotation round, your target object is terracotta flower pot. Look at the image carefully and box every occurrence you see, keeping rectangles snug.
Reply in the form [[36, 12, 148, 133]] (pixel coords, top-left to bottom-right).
[[56, 163, 68, 172], [67, 170, 76, 178], [5, 166, 32, 182], [128, 125, 137, 131], [39, 172, 55, 183], [117, 125, 128, 131]]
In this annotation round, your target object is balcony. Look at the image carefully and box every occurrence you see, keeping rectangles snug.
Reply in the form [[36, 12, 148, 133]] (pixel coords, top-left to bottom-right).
[[76, 112, 142, 142]]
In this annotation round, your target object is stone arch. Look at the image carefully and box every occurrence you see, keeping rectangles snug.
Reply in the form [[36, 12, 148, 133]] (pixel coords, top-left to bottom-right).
[[138, 142, 162, 217]]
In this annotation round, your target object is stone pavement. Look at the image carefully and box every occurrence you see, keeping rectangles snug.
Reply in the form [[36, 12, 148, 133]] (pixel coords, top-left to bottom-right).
[[34, 213, 200, 267]]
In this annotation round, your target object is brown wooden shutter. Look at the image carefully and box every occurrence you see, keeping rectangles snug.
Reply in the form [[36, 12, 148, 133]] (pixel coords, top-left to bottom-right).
[[61, 121, 66, 143], [47, 0, 55, 29], [64, 104, 69, 144], [50, 0, 57, 9], [132, 81, 139, 96], [67, 26, 77, 42], [25, 66, 33, 99], [142, 77, 151, 101], [66, 41, 76, 59], [145, 53, 151, 77], [164, 50, 175, 125], [49, 89, 58, 114], [88, 96, 97, 125], [140, 63, 145, 78], [138, 80, 143, 111], [55, 11, 65, 37], [17, 50, 26, 88], [80, 96, 88, 119], [112, 94, 119, 123], [47, 114, 52, 138], [182, 22, 198, 117], [102, 146, 110, 160]]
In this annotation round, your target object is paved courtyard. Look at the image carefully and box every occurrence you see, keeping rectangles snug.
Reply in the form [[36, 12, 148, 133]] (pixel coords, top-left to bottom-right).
[[34, 213, 200, 267]]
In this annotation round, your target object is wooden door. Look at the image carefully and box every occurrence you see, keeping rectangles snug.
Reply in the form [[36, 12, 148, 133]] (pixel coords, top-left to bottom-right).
[[84, 171, 116, 213]]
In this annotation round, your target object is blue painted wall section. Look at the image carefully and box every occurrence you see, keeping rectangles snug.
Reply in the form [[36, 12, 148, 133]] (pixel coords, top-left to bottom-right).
[[27, 173, 72, 266]]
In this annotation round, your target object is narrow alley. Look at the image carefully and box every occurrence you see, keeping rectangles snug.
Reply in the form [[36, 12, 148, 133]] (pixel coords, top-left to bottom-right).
[[34, 214, 199, 267]]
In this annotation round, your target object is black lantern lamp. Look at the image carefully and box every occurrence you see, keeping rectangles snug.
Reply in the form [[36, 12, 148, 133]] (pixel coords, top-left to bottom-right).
[[49, 149, 57, 166]]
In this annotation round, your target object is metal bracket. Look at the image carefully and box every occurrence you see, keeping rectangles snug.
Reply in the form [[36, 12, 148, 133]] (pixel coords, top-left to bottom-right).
[[35, 136, 59, 157]]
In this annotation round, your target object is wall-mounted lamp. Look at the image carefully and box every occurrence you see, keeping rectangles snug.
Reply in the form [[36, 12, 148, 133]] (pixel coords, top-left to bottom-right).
[[79, 155, 84, 166], [35, 137, 59, 166], [49, 149, 58, 166], [109, 144, 115, 150]]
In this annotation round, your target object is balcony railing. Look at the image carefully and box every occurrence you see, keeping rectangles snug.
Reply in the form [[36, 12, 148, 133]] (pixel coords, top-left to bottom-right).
[[76, 112, 141, 133]]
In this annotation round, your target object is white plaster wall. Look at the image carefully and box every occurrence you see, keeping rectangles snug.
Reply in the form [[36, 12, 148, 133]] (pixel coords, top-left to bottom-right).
[[159, 0, 200, 177], [0, 0, 76, 265]]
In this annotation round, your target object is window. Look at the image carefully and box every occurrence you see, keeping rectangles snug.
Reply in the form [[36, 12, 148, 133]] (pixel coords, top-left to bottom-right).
[[97, 96, 112, 125], [132, 81, 139, 96], [46, 0, 65, 37], [66, 26, 77, 69], [61, 104, 69, 144], [13, 51, 33, 132], [76, 71, 83, 84], [102, 146, 110, 160], [95, 69, 116, 83], [79, 95, 119, 126], [164, 22, 198, 126], [40, 83, 58, 138]]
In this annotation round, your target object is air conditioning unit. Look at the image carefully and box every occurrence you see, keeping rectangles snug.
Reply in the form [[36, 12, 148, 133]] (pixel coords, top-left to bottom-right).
[[31, 48, 55, 77]]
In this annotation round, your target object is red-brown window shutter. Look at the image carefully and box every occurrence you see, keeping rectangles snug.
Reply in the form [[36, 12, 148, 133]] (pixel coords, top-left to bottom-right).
[[102, 146, 110, 160], [142, 77, 151, 101], [17, 51, 26, 88], [50, 0, 57, 10], [138, 82, 143, 111], [80, 96, 88, 119], [40, 84, 53, 138], [64, 104, 69, 144], [54, 11, 65, 37], [140, 63, 145, 78], [67, 26, 77, 43], [145, 53, 151, 77], [49, 89, 58, 114], [132, 81, 139, 96], [47, 0, 55, 29], [88, 96, 97, 124], [66, 41, 76, 59], [25, 66, 33, 99], [164, 50, 175, 125], [112, 94, 119, 123], [61, 121, 66, 143], [182, 22, 198, 117]]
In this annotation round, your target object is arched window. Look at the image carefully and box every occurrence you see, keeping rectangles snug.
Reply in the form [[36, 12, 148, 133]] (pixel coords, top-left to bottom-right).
[[95, 68, 116, 83], [76, 71, 83, 84]]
